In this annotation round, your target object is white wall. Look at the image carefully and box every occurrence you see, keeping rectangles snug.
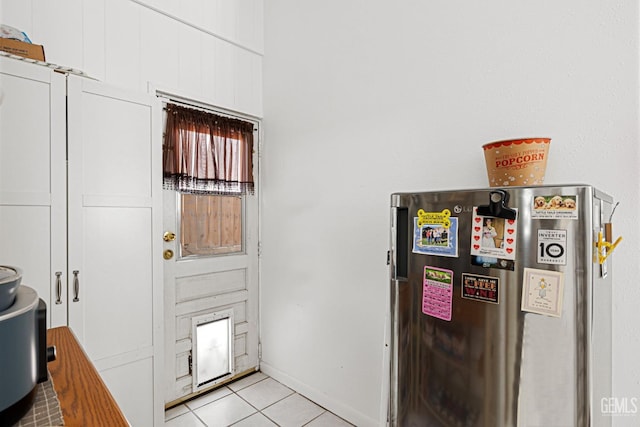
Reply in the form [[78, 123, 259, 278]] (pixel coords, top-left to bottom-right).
[[262, 2, 640, 426], [3, 1, 639, 425], [0, 0, 263, 117], [0, 0, 264, 424]]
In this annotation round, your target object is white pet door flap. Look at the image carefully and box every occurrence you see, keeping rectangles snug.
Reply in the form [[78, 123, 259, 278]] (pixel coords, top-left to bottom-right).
[[191, 309, 235, 392]]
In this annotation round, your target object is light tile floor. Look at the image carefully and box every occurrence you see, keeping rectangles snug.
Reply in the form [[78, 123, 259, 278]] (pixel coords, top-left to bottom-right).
[[164, 372, 354, 427]]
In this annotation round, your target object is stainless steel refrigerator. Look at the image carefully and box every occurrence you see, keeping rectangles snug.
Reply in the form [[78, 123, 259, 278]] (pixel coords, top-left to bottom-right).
[[388, 185, 614, 427]]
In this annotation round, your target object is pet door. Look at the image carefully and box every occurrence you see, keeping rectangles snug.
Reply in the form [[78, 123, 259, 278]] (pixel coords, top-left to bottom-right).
[[191, 309, 235, 392]]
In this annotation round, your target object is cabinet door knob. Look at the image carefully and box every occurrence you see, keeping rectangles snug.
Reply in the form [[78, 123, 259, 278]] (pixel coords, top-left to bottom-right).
[[73, 270, 80, 302]]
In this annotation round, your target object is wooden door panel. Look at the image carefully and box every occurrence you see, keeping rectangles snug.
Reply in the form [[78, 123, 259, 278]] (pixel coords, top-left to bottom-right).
[[175, 269, 246, 302]]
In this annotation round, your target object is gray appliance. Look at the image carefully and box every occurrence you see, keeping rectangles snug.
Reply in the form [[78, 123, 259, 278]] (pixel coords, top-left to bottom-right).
[[388, 185, 614, 427], [0, 266, 55, 425]]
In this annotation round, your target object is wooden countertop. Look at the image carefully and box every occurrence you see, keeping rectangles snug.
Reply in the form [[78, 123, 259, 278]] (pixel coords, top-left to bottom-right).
[[47, 327, 129, 427]]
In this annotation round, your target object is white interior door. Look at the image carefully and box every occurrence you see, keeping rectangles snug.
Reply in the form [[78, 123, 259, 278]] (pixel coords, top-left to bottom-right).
[[162, 107, 260, 405], [66, 76, 163, 426]]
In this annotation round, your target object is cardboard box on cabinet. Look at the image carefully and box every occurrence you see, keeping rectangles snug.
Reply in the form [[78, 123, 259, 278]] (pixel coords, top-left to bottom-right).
[[0, 38, 45, 61]]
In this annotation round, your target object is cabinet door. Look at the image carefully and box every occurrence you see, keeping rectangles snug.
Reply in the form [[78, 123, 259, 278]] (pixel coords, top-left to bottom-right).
[[66, 76, 162, 427], [0, 58, 67, 327]]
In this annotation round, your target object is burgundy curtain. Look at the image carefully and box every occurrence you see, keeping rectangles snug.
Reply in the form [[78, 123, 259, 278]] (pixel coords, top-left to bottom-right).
[[163, 103, 255, 195]]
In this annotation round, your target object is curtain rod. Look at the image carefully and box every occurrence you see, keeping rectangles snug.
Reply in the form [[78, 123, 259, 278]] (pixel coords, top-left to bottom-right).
[[156, 93, 260, 131]]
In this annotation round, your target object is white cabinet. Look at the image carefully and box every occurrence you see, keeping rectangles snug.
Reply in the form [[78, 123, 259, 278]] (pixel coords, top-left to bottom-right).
[[0, 57, 163, 426], [0, 58, 67, 327]]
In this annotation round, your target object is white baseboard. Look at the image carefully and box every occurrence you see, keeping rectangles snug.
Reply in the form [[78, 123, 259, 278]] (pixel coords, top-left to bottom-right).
[[259, 362, 381, 427]]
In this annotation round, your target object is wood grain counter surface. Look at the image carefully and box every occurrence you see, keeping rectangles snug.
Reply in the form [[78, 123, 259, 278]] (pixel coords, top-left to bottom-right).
[[47, 326, 129, 427]]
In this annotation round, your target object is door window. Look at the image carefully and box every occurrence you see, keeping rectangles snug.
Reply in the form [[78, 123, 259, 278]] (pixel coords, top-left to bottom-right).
[[180, 194, 243, 257]]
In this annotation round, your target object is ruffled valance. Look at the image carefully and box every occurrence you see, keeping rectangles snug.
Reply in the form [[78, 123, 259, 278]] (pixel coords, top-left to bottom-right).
[[163, 104, 255, 195]]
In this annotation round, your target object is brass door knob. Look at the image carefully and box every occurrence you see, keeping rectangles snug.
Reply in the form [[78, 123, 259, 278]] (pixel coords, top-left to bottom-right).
[[163, 249, 174, 260], [163, 231, 176, 242]]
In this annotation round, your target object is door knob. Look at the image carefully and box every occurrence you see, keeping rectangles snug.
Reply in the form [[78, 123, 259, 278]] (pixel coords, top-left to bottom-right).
[[163, 249, 174, 260], [163, 231, 176, 242]]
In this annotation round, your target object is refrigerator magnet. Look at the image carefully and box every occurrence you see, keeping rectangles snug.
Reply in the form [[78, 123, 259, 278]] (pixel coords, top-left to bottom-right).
[[471, 255, 515, 271], [412, 217, 459, 257], [461, 273, 499, 304], [531, 195, 579, 220], [521, 268, 565, 318], [422, 266, 454, 321], [537, 229, 567, 265], [470, 208, 518, 261]]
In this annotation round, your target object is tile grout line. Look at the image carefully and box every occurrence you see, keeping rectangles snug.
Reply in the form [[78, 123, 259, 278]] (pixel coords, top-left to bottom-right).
[[301, 410, 327, 426], [229, 378, 297, 426], [191, 409, 208, 427], [166, 373, 350, 427]]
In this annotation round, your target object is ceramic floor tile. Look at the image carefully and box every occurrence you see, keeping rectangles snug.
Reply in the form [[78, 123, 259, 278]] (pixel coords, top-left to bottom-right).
[[185, 386, 233, 410], [193, 393, 257, 427], [164, 373, 354, 427], [305, 411, 354, 426], [165, 404, 190, 421], [231, 412, 279, 427], [262, 393, 325, 427], [164, 411, 206, 427], [227, 371, 268, 392], [237, 377, 294, 410]]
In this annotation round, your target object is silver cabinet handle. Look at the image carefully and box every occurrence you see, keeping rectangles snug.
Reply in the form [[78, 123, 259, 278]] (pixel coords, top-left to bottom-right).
[[55, 271, 63, 304], [73, 270, 80, 302]]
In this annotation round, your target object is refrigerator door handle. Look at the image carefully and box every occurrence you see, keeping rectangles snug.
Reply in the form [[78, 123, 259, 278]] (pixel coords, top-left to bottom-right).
[[391, 207, 408, 280]]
